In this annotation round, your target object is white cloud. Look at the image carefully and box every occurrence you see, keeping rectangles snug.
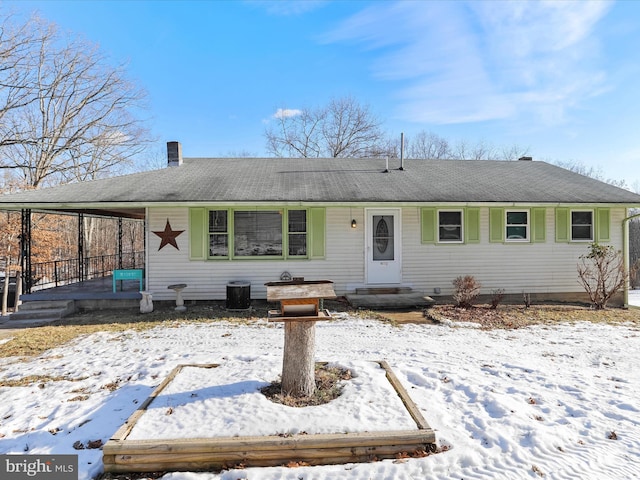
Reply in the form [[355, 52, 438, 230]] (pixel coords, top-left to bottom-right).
[[321, 0, 612, 126], [272, 108, 302, 119]]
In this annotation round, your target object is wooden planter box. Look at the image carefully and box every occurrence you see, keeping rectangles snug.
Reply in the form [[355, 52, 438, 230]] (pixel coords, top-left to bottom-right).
[[103, 361, 436, 473]]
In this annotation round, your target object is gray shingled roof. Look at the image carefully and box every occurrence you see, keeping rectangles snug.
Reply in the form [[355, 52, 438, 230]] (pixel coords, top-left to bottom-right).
[[1, 158, 639, 207]]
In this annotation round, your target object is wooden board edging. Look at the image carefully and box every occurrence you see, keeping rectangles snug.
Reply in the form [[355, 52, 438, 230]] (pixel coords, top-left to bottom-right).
[[377, 360, 431, 430], [104, 429, 435, 456], [106, 442, 434, 472], [103, 361, 436, 473], [109, 364, 219, 442]]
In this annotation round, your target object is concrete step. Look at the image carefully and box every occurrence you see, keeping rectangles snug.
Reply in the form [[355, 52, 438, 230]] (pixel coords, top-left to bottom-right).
[[10, 308, 69, 321], [16, 300, 74, 311], [0, 317, 60, 329], [355, 287, 413, 295], [346, 292, 435, 309], [9, 300, 75, 322]]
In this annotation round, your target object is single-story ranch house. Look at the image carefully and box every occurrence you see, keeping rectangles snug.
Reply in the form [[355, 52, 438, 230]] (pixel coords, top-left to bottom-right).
[[1, 142, 640, 307]]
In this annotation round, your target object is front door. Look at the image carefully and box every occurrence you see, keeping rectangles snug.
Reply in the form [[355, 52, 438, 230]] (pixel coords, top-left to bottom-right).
[[366, 209, 401, 284]]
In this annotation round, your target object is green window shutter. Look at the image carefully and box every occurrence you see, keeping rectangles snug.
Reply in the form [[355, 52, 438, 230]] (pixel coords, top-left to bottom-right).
[[489, 208, 504, 243], [555, 208, 569, 242], [531, 208, 546, 243], [309, 207, 325, 258], [189, 208, 206, 260], [465, 208, 481, 243], [596, 208, 610, 242], [421, 208, 436, 243]]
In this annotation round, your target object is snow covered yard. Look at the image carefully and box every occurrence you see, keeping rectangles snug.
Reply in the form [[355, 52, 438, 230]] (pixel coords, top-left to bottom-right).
[[1, 311, 639, 480], [124, 359, 418, 440]]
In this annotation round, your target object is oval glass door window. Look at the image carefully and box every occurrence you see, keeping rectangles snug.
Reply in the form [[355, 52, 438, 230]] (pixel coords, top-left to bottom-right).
[[373, 215, 394, 260]]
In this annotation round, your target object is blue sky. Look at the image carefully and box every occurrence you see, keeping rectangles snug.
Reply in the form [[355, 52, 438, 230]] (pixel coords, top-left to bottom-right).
[[7, 0, 640, 189]]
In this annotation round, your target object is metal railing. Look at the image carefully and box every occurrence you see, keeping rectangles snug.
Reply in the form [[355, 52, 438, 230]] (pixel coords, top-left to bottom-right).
[[30, 252, 145, 290]]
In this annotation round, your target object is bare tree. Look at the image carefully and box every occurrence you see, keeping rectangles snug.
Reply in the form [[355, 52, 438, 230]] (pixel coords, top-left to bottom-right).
[[368, 133, 401, 158], [401, 134, 528, 161], [265, 96, 385, 158], [451, 139, 494, 160], [0, 15, 150, 187], [223, 149, 258, 158], [500, 143, 532, 161], [0, 210, 20, 314], [266, 107, 324, 158], [452, 138, 526, 161], [0, 14, 148, 299], [0, 14, 42, 148], [323, 96, 384, 157], [554, 160, 627, 189], [405, 130, 450, 159], [265, 95, 532, 162]]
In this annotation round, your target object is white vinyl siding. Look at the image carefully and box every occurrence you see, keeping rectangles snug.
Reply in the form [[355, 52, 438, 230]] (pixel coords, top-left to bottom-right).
[[148, 207, 361, 301], [147, 206, 626, 301], [406, 206, 625, 297]]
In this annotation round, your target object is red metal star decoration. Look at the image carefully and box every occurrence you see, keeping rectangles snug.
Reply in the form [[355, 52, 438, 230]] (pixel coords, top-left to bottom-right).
[[153, 219, 185, 250]]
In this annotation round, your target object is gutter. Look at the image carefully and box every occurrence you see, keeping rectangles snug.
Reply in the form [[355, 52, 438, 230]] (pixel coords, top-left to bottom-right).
[[622, 210, 640, 308]]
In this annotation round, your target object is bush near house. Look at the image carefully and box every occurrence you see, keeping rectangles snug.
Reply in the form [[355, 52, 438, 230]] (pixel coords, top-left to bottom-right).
[[630, 259, 640, 289], [577, 242, 626, 310], [490, 289, 505, 309], [629, 217, 640, 285], [452, 275, 481, 309]]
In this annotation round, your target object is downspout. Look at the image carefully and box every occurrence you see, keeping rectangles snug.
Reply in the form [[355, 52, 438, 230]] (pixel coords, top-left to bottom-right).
[[622, 209, 640, 308]]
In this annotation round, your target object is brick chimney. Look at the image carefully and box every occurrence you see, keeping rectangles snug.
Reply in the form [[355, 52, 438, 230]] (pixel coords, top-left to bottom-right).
[[167, 141, 183, 167]]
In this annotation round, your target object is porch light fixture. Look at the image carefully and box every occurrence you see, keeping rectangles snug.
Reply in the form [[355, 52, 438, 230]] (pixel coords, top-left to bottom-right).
[[351, 219, 357, 228]]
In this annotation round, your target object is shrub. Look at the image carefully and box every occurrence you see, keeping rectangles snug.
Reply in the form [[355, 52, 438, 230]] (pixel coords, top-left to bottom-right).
[[630, 260, 640, 289], [452, 275, 481, 309], [577, 242, 626, 310], [522, 292, 531, 308], [490, 289, 505, 309]]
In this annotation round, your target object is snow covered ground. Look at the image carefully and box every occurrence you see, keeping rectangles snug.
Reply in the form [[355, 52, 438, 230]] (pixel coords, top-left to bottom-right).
[[629, 289, 640, 307], [125, 359, 418, 440], [1, 307, 639, 480]]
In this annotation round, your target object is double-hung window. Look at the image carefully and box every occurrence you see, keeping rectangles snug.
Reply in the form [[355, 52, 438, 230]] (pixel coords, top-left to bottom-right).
[[438, 210, 463, 243], [571, 210, 593, 241], [209, 210, 228, 256], [506, 210, 529, 241], [288, 210, 307, 256]]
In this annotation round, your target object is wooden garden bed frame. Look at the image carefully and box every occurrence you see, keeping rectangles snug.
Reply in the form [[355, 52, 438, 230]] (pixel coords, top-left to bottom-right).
[[103, 361, 436, 473]]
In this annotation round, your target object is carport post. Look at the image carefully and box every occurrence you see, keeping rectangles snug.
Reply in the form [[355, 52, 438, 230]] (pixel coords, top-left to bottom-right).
[[20, 209, 31, 294]]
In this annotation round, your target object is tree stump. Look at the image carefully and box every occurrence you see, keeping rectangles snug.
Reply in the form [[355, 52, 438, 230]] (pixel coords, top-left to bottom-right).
[[265, 280, 335, 398], [281, 321, 316, 397]]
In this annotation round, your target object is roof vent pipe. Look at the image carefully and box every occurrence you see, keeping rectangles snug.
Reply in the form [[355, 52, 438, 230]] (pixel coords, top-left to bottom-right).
[[399, 132, 405, 170], [384, 156, 389, 173], [518, 156, 532, 161], [167, 141, 183, 167]]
